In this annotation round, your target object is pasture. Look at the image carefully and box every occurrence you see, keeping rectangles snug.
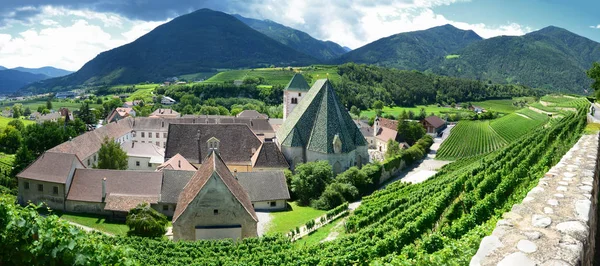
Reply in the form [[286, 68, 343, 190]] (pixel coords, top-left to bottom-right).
[[0, 116, 35, 129], [205, 65, 341, 86]]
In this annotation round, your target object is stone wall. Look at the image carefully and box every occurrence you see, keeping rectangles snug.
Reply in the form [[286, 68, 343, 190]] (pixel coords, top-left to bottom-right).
[[470, 133, 600, 266]]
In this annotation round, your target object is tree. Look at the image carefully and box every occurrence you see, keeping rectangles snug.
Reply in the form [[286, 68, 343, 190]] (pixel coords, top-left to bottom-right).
[[385, 139, 401, 159], [291, 161, 333, 206], [11, 104, 22, 118], [46, 99, 53, 111], [313, 182, 358, 210], [11, 146, 34, 177], [334, 166, 372, 195], [96, 137, 128, 170], [7, 119, 24, 132], [587, 62, 600, 98], [23, 107, 31, 117], [126, 203, 168, 237], [0, 126, 22, 153], [78, 102, 97, 125], [350, 106, 360, 117], [372, 100, 384, 111], [397, 120, 426, 145], [37, 106, 44, 113]]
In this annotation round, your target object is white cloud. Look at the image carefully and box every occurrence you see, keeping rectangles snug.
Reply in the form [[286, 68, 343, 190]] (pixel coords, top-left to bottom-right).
[[591, 25, 600, 29], [241, 0, 531, 48], [0, 7, 169, 71]]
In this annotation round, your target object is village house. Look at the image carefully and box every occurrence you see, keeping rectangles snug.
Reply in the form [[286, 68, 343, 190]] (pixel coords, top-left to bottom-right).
[[172, 151, 258, 241], [123, 100, 142, 108], [277, 78, 369, 173], [161, 96, 177, 105], [120, 141, 165, 170], [236, 109, 268, 119], [236, 171, 290, 210], [421, 116, 447, 136], [150, 108, 180, 118], [106, 107, 136, 123]]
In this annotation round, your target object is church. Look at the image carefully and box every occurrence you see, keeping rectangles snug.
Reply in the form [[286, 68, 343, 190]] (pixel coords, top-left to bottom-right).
[[277, 74, 369, 174]]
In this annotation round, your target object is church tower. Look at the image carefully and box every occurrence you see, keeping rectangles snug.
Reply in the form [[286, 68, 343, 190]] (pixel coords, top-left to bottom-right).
[[283, 73, 310, 120]]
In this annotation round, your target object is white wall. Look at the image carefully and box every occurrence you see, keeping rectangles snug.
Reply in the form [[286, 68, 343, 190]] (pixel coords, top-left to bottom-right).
[[252, 200, 286, 211], [127, 156, 159, 170]]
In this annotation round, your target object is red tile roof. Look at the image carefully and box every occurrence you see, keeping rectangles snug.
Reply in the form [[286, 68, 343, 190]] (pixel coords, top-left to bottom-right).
[[157, 153, 197, 171], [423, 116, 446, 129]]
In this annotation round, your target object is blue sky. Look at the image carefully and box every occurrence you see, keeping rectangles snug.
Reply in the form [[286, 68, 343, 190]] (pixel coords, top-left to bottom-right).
[[0, 0, 598, 71]]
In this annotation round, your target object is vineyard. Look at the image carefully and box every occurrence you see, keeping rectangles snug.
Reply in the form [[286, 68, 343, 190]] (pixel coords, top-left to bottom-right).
[[88, 104, 586, 265], [436, 105, 554, 160], [436, 120, 507, 160], [0, 153, 14, 190]]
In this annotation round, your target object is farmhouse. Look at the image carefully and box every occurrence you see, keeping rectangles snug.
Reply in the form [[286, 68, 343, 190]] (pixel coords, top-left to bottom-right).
[[150, 108, 180, 118], [277, 78, 369, 173], [236, 110, 268, 119], [421, 115, 447, 136], [373, 117, 400, 153], [106, 107, 136, 123], [236, 171, 290, 210], [172, 151, 258, 241]]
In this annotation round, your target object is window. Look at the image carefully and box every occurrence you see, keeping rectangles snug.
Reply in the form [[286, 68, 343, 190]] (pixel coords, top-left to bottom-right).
[[148, 162, 152, 167], [135, 161, 140, 166], [94, 155, 97, 162], [87, 159, 90, 166], [161, 121, 165, 127], [298, 93, 302, 97], [213, 209, 219, 215], [163, 205, 169, 211], [141, 132, 145, 138], [155, 133, 159, 138], [163, 143, 166, 148], [132, 131, 136, 137], [156, 141, 160, 146], [270, 201, 277, 207], [142, 141, 145, 143], [38, 184, 43, 192], [163, 133, 167, 138], [24, 181, 29, 190], [291, 98, 298, 104], [53, 186, 59, 195]]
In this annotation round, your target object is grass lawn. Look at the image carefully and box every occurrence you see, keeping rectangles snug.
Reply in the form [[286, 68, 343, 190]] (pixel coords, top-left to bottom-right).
[[179, 71, 219, 81], [205, 65, 341, 86], [0, 116, 35, 129], [294, 218, 347, 247], [267, 202, 326, 234], [1, 100, 102, 112], [125, 86, 156, 102], [471, 99, 520, 113], [56, 212, 130, 236]]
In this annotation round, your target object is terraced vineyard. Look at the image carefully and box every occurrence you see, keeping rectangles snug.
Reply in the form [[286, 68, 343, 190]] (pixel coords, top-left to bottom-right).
[[489, 111, 549, 142], [436, 121, 507, 159]]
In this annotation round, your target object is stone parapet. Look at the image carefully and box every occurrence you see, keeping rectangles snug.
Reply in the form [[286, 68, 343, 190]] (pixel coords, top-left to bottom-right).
[[470, 133, 599, 266]]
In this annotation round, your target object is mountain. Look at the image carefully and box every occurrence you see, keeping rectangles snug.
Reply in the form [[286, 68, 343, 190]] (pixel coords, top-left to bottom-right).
[[430, 26, 600, 93], [12, 66, 73, 77], [26, 8, 319, 92], [0, 70, 49, 93], [0, 66, 5, 70], [342, 46, 352, 52], [233, 14, 347, 61], [335, 24, 483, 70]]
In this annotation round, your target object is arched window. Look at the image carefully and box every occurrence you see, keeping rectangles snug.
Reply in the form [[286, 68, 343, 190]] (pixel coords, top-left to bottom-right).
[[291, 98, 298, 104]]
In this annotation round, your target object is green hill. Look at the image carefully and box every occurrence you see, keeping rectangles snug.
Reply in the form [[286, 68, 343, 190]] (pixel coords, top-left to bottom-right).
[[0, 69, 49, 94], [25, 9, 319, 93], [233, 14, 347, 61], [334, 24, 483, 70], [430, 26, 600, 93]]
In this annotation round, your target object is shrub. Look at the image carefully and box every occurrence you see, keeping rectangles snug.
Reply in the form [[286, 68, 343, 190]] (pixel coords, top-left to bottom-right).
[[126, 203, 168, 237]]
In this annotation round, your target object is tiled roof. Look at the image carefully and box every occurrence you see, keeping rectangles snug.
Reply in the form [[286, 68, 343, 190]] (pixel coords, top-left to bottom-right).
[[423, 116, 446, 128], [251, 142, 289, 169], [160, 169, 195, 204], [132, 116, 274, 134], [165, 124, 262, 164], [172, 151, 257, 222], [66, 169, 162, 203], [120, 141, 165, 164], [157, 153, 197, 171], [375, 126, 398, 142], [284, 73, 310, 91], [17, 152, 83, 184], [277, 79, 368, 154], [236, 171, 290, 202], [236, 110, 268, 119], [104, 194, 159, 212], [150, 108, 180, 118], [355, 120, 372, 138], [378, 117, 398, 130]]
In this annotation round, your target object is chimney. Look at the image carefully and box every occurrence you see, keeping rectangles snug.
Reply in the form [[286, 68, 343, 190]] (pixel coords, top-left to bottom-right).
[[373, 117, 379, 137], [132, 142, 135, 148], [233, 169, 238, 180], [101, 178, 107, 202], [197, 129, 202, 163], [178, 160, 181, 168]]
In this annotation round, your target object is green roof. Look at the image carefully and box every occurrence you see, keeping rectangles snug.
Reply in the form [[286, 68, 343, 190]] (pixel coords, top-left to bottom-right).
[[284, 73, 310, 91], [277, 79, 368, 154]]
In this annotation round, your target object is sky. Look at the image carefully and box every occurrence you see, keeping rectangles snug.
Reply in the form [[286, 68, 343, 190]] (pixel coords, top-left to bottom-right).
[[0, 0, 599, 71]]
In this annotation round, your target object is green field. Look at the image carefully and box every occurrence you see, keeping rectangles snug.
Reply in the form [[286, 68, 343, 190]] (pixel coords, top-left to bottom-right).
[[1, 99, 102, 112], [267, 202, 326, 234], [0, 116, 35, 129], [205, 65, 341, 86], [57, 213, 129, 236], [360, 104, 469, 118], [0, 153, 14, 176], [436, 107, 551, 160], [125, 84, 158, 102], [294, 218, 346, 247], [178, 71, 219, 81]]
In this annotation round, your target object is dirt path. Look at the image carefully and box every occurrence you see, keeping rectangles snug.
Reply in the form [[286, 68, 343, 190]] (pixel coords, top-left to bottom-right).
[[320, 218, 346, 243], [528, 106, 553, 115], [516, 113, 532, 119], [65, 220, 114, 236]]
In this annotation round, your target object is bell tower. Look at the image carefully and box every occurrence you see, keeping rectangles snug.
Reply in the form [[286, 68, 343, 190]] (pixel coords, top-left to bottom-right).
[[283, 73, 310, 120]]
